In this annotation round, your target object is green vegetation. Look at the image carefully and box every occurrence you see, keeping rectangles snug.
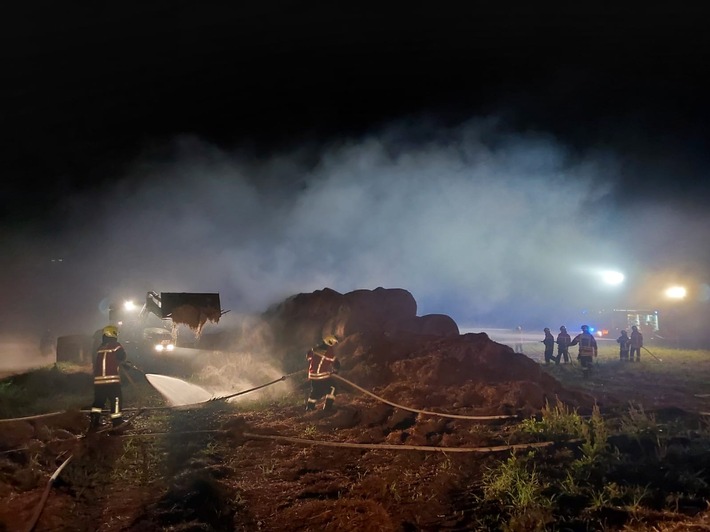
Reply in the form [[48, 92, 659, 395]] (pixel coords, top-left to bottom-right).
[[478, 394, 710, 530], [0, 362, 168, 419], [0, 364, 91, 418]]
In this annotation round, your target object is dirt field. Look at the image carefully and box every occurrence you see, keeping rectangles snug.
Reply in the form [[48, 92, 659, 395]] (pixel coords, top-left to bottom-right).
[[2, 288, 710, 531], [1, 341, 710, 531]]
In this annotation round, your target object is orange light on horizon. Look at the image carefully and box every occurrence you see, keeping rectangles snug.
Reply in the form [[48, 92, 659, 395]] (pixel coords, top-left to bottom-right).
[[664, 286, 687, 299]]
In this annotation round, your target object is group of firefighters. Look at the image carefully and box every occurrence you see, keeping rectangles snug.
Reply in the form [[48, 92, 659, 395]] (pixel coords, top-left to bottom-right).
[[87, 324, 345, 429], [88, 319, 647, 427], [541, 324, 644, 374]]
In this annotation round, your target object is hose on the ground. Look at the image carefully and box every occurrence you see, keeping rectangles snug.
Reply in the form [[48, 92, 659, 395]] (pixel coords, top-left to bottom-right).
[[111, 427, 563, 453], [25, 453, 73, 532], [331, 373, 517, 420]]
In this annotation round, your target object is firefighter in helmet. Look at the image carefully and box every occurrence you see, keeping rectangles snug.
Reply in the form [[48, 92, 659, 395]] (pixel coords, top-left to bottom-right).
[[556, 325, 571, 364], [305, 334, 341, 411], [90, 325, 128, 430], [617, 329, 631, 361], [569, 324, 598, 377], [542, 328, 555, 365]]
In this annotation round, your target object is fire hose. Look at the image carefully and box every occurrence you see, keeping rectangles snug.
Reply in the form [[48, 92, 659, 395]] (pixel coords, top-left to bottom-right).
[[207, 370, 518, 420], [642, 346, 663, 362], [25, 453, 73, 532], [209, 369, 307, 401], [115, 428, 561, 452], [330, 373, 517, 420]]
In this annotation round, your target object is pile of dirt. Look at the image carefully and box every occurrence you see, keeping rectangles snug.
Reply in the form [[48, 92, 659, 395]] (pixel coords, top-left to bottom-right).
[[263, 287, 595, 417]]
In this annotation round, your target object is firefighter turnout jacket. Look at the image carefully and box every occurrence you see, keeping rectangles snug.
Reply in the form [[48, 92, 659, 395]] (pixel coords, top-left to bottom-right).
[[93, 339, 127, 385], [307, 342, 340, 380], [570, 332, 598, 358], [556, 330, 571, 351]]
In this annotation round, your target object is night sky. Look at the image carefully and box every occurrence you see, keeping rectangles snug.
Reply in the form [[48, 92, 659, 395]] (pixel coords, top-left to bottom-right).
[[2, 3, 710, 339]]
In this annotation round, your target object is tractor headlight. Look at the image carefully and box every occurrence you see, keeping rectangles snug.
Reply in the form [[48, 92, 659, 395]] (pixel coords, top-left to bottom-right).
[[154, 342, 175, 353]]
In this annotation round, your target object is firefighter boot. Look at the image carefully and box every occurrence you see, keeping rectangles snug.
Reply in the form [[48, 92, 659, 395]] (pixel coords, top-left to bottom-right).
[[305, 399, 317, 411], [112, 417, 125, 428], [89, 412, 101, 431], [323, 386, 336, 411]]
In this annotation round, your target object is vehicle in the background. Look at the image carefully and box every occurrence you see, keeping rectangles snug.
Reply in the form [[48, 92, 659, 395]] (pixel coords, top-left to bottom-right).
[[56, 292, 226, 364], [114, 292, 226, 354], [582, 308, 660, 339], [142, 327, 176, 353]]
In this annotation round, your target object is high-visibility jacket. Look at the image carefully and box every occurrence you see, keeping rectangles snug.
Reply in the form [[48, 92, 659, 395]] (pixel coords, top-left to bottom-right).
[[93, 339, 127, 385], [570, 332, 598, 357], [630, 330, 643, 348], [307, 343, 339, 380]]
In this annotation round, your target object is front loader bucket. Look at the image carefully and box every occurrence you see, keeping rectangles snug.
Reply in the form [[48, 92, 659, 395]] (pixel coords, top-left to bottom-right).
[[148, 292, 223, 334]]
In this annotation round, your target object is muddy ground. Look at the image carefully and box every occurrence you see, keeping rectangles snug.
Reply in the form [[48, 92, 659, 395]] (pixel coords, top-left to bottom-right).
[[2, 288, 710, 531], [2, 347, 710, 531]]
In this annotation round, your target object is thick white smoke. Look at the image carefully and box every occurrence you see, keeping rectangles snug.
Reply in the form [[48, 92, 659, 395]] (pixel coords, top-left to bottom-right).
[[1, 117, 708, 341]]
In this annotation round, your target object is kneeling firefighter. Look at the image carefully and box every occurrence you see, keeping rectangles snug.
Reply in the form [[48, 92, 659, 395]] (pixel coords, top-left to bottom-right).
[[306, 335, 341, 411], [90, 325, 128, 429]]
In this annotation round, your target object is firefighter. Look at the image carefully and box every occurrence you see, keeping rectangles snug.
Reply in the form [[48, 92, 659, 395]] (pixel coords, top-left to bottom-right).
[[556, 326, 571, 364], [570, 324, 598, 377], [630, 325, 644, 362], [617, 330, 631, 361], [305, 335, 341, 411], [514, 326, 524, 353], [90, 325, 128, 430], [542, 328, 555, 365]]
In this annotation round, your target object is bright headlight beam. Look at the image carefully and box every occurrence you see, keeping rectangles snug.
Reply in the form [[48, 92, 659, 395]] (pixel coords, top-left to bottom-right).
[[601, 270, 625, 286]]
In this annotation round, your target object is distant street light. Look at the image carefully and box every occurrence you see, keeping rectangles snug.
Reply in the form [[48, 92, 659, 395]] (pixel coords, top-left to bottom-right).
[[664, 286, 687, 300]]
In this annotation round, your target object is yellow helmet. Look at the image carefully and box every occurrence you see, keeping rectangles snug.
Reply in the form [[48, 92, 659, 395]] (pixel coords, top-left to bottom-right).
[[323, 335, 338, 346], [102, 325, 119, 338]]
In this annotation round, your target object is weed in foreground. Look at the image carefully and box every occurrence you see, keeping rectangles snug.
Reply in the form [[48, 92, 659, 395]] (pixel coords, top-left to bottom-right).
[[479, 451, 554, 531], [519, 397, 587, 441]]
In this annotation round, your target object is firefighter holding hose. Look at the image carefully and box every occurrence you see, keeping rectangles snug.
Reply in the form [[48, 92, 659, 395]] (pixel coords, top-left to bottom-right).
[[305, 335, 341, 411], [89, 325, 128, 430]]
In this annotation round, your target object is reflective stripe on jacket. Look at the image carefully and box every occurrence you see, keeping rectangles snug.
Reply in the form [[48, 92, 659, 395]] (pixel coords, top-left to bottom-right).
[[307, 344, 338, 380], [93, 340, 126, 385]]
